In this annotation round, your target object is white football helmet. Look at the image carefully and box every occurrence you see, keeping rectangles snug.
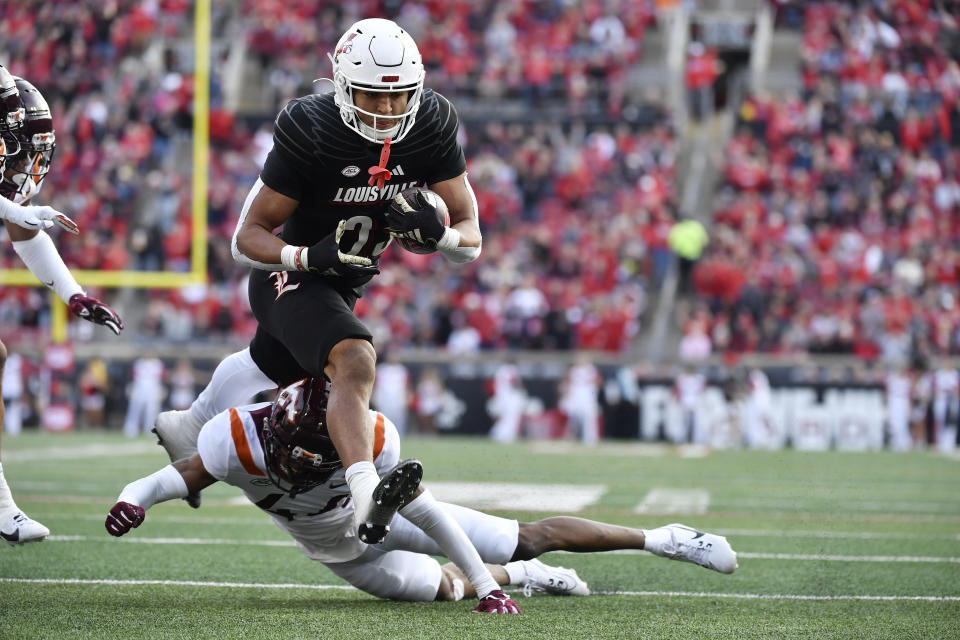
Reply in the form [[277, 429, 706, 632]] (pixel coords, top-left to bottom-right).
[[327, 18, 424, 143]]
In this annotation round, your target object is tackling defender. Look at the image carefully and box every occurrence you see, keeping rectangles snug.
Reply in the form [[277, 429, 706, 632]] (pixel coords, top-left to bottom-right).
[[155, 18, 483, 542], [108, 377, 738, 613], [0, 69, 124, 546]]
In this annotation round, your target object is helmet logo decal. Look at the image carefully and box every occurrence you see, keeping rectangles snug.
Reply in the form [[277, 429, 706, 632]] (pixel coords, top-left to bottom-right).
[[336, 32, 359, 58], [280, 379, 306, 425]]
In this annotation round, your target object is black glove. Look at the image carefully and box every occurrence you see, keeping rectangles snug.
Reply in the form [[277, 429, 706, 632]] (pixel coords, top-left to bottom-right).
[[384, 190, 447, 251], [69, 293, 124, 335], [304, 220, 380, 278]]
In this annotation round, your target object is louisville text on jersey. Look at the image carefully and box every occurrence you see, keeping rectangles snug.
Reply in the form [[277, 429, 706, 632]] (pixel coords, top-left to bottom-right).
[[332, 180, 419, 204]]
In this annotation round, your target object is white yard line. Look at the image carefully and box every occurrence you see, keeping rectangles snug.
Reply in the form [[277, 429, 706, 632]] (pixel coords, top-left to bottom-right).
[[712, 497, 959, 513], [0, 577, 352, 590], [592, 590, 960, 602], [737, 552, 960, 564], [2, 578, 956, 602], [556, 549, 960, 563], [44, 535, 960, 564], [49, 535, 297, 547], [712, 528, 960, 541], [37, 516, 960, 540]]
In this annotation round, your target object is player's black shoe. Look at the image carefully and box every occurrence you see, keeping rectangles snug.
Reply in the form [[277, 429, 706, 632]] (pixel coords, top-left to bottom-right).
[[357, 459, 423, 544]]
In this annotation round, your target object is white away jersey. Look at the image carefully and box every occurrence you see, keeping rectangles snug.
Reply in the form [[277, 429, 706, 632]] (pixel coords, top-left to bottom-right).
[[197, 402, 401, 563]]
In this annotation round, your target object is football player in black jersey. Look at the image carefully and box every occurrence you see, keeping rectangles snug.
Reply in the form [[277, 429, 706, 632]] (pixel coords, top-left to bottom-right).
[[154, 18, 482, 543], [0, 70, 124, 547]]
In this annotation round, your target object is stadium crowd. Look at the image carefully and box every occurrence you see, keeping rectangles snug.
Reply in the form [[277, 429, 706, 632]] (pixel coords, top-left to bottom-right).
[[689, 0, 960, 363], [0, 0, 671, 354], [5, 1, 956, 362]]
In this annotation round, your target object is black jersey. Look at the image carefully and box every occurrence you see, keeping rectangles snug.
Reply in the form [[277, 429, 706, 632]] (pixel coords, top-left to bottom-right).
[[259, 89, 465, 267]]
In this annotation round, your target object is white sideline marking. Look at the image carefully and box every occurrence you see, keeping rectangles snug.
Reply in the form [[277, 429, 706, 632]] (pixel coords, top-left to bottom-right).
[[636, 488, 710, 514], [592, 590, 960, 602], [712, 528, 960, 541], [46, 536, 960, 564], [562, 549, 960, 564], [738, 552, 960, 564], [2, 578, 957, 602], [0, 578, 353, 590], [713, 497, 958, 513], [50, 535, 296, 547], [4, 442, 160, 462], [40, 516, 960, 540]]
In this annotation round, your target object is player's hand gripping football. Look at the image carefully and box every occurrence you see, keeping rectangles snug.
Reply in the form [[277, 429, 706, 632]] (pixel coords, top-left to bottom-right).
[[3, 202, 79, 234], [104, 501, 145, 537], [305, 220, 380, 278], [473, 589, 522, 614], [384, 189, 447, 251], [68, 293, 124, 335]]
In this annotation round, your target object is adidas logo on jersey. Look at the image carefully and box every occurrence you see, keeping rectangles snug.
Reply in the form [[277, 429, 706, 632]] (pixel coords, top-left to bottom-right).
[[392, 164, 404, 175], [332, 180, 418, 204]]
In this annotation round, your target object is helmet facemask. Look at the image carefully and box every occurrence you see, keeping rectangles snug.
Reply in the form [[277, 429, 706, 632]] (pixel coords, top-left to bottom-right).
[[6, 130, 55, 203], [327, 18, 425, 144], [261, 378, 341, 497]]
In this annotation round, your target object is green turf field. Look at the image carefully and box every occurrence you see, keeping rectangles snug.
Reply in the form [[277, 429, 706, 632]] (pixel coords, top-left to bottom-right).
[[2, 432, 958, 639]]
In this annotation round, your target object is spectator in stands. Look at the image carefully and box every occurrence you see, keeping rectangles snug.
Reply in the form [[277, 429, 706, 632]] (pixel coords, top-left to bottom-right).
[[685, 41, 723, 121], [1, 3, 672, 356]]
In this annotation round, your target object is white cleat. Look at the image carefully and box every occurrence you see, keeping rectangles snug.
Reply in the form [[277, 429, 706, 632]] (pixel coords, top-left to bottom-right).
[[519, 558, 590, 596], [661, 523, 738, 574], [153, 409, 205, 508], [1, 511, 50, 547]]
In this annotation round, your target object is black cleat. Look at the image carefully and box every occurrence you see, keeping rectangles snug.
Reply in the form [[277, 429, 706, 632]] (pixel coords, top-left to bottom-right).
[[357, 459, 423, 544]]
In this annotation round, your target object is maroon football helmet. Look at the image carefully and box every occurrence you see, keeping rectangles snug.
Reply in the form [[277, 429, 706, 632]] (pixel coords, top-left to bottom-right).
[[3, 77, 55, 202], [0, 65, 24, 172], [261, 377, 341, 496]]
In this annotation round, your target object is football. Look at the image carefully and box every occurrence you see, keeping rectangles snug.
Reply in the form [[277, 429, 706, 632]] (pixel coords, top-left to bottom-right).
[[390, 187, 450, 254]]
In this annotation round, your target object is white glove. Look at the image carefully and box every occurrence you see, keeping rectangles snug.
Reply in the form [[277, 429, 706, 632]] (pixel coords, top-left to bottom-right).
[[0, 199, 79, 234]]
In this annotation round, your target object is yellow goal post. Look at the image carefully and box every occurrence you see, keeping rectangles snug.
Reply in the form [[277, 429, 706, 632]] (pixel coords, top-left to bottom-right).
[[0, 0, 211, 342]]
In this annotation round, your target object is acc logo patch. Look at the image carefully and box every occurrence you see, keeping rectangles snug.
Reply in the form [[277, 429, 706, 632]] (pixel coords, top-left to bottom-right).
[[251, 478, 274, 486], [341, 165, 361, 177]]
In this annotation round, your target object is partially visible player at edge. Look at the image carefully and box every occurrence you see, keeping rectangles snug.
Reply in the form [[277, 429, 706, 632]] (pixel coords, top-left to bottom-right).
[[0, 67, 124, 546], [109, 377, 737, 613], [154, 18, 482, 541]]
